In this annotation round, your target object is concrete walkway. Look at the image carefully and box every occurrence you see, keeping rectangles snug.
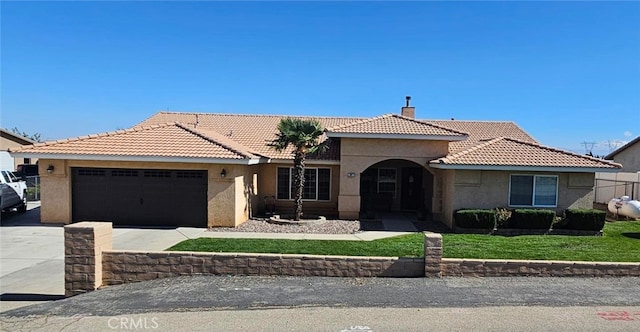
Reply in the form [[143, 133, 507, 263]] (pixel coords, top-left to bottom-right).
[[113, 227, 207, 251], [113, 216, 418, 248], [379, 212, 419, 232]]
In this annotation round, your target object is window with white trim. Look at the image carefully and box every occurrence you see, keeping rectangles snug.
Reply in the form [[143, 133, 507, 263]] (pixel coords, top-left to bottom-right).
[[377, 168, 397, 198], [509, 175, 558, 207], [277, 167, 331, 201]]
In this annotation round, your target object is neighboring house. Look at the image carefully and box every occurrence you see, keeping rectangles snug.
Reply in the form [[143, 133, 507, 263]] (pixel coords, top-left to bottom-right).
[[9, 101, 621, 229], [594, 136, 640, 202], [1, 128, 37, 170], [605, 137, 640, 173]]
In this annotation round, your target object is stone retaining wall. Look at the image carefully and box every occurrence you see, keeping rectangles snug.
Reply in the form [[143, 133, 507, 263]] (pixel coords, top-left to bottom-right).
[[64, 222, 112, 296], [63, 222, 640, 297], [442, 258, 640, 277], [102, 251, 424, 285]]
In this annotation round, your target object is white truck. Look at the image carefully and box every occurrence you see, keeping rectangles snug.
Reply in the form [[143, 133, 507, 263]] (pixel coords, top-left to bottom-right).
[[1, 170, 27, 213]]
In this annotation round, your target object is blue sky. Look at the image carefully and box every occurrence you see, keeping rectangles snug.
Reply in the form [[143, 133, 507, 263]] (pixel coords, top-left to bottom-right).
[[2, 1, 639, 156]]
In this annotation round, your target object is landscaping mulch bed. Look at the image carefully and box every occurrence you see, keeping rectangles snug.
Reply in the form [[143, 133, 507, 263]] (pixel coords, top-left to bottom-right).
[[208, 218, 384, 234]]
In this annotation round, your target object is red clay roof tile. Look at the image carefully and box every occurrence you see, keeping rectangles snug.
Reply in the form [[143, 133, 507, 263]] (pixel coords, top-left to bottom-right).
[[430, 137, 621, 169], [327, 114, 467, 138], [10, 111, 623, 170], [10, 123, 254, 160]]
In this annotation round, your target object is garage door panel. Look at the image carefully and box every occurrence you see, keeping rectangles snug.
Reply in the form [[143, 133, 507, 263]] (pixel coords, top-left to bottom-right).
[[72, 168, 207, 227], [108, 170, 144, 223], [72, 169, 111, 222]]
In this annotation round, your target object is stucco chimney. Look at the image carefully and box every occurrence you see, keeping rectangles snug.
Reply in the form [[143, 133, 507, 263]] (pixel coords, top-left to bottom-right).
[[401, 96, 415, 118]]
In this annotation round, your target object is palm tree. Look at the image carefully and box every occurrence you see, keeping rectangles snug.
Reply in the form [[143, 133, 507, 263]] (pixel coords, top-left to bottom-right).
[[270, 118, 325, 221]]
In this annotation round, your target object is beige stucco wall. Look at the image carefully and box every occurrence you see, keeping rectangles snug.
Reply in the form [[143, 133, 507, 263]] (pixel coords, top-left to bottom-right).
[[337, 138, 449, 219], [232, 165, 259, 225], [38, 159, 252, 227], [612, 141, 640, 172], [39, 160, 71, 223], [256, 163, 340, 217], [430, 168, 445, 221], [441, 170, 596, 228], [441, 170, 456, 228]]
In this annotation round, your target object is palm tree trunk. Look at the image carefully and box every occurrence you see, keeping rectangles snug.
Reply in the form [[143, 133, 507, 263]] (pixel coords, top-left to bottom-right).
[[293, 149, 305, 221]]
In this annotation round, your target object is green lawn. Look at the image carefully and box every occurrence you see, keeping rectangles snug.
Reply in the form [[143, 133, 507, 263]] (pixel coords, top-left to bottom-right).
[[167, 233, 424, 257], [167, 221, 640, 262], [443, 221, 640, 262]]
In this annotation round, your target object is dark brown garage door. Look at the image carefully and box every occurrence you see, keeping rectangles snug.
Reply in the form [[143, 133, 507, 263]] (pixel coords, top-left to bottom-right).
[[72, 168, 207, 227]]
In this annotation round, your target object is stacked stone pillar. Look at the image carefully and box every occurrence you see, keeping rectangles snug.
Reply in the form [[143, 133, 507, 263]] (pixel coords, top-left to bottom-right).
[[64, 222, 113, 297], [424, 233, 443, 277]]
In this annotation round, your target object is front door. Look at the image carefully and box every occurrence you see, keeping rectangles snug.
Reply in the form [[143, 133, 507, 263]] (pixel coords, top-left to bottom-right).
[[401, 167, 423, 210]]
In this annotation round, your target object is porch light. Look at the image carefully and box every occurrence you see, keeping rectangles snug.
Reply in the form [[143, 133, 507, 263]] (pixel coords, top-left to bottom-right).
[[47, 165, 55, 174], [347, 172, 356, 178], [220, 169, 227, 178]]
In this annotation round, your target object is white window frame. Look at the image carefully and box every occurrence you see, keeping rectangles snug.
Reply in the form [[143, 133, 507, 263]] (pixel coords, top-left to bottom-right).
[[276, 167, 331, 201], [508, 174, 558, 208], [377, 168, 397, 198]]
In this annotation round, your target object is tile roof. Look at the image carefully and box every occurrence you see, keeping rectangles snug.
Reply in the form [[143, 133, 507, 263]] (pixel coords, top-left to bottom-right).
[[9, 123, 258, 161], [12, 110, 618, 170], [326, 114, 467, 138], [423, 120, 538, 153], [138, 112, 362, 160], [430, 137, 621, 170]]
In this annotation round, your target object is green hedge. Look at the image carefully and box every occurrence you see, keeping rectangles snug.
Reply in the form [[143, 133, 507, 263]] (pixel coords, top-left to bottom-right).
[[563, 209, 606, 231], [510, 209, 555, 229], [454, 209, 496, 229]]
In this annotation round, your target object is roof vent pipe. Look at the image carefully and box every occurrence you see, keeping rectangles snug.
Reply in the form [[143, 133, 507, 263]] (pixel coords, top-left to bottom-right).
[[401, 96, 415, 118]]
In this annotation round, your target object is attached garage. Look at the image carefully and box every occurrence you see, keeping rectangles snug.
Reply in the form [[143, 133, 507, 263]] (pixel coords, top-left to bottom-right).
[[71, 167, 207, 227]]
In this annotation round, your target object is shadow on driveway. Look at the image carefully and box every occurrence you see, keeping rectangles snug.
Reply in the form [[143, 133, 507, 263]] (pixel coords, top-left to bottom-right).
[[1, 202, 63, 227], [0, 293, 65, 301]]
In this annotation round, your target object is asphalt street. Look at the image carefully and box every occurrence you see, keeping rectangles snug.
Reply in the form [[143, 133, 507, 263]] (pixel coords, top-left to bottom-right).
[[1, 276, 639, 331], [2, 275, 639, 317]]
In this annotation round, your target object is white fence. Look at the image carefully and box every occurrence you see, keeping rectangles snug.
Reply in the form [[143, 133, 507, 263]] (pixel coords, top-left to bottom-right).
[[594, 172, 640, 204]]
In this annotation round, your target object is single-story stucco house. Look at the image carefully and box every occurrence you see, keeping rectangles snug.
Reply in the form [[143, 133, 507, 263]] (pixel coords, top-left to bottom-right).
[[594, 136, 640, 203], [605, 136, 640, 173], [9, 100, 621, 228], [1, 128, 37, 170]]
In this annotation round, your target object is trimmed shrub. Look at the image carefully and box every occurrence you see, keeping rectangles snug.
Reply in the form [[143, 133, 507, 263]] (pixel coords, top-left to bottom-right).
[[510, 209, 555, 229], [564, 209, 606, 231], [454, 209, 496, 229]]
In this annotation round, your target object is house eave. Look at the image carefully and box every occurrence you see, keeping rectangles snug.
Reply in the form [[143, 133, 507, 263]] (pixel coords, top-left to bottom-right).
[[428, 163, 621, 173], [326, 132, 466, 141], [0, 128, 37, 145], [9, 152, 262, 165], [266, 158, 341, 165], [604, 136, 640, 160]]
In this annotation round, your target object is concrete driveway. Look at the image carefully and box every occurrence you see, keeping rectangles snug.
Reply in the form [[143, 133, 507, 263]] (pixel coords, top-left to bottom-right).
[[0, 202, 206, 312]]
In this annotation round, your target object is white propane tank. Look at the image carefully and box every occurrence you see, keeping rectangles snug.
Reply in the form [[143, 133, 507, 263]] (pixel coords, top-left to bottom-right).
[[608, 196, 640, 219]]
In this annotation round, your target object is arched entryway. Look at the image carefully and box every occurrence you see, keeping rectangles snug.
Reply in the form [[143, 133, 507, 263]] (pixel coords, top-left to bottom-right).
[[359, 159, 434, 218]]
